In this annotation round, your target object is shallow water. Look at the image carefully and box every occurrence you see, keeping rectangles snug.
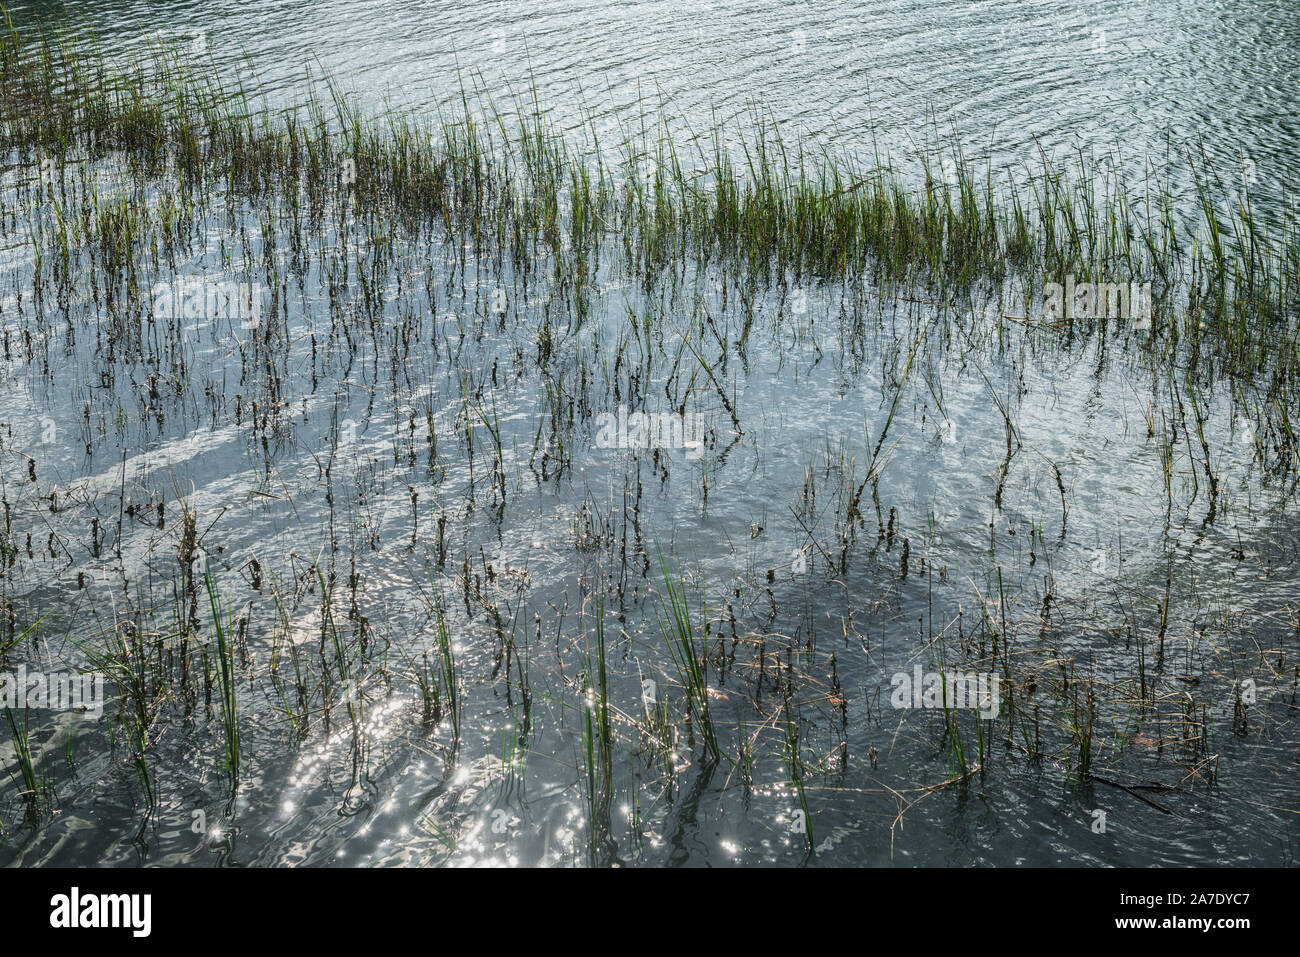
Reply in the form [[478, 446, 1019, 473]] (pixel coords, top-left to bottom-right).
[[11, 0, 1300, 211], [0, 1, 1298, 867]]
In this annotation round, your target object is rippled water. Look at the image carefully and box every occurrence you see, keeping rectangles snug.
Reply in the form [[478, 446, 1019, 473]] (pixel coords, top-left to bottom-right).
[[0, 1, 1298, 867], [11, 0, 1300, 206]]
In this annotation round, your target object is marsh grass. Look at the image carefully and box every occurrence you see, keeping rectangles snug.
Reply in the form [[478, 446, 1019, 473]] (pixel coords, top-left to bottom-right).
[[579, 596, 613, 854], [0, 10, 1291, 863], [425, 605, 460, 743], [204, 558, 241, 781], [3, 705, 40, 822], [782, 697, 814, 850], [1, 13, 1296, 377], [657, 554, 720, 762]]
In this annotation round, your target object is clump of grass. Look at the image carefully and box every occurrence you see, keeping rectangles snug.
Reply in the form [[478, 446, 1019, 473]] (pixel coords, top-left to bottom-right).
[[782, 698, 813, 850], [421, 605, 459, 743], [657, 553, 719, 762], [3, 706, 41, 823], [580, 596, 613, 856], [203, 557, 241, 783], [1069, 673, 1098, 782]]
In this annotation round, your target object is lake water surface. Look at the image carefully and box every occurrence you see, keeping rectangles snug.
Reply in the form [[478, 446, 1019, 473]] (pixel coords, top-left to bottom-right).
[[0, 0, 1298, 867]]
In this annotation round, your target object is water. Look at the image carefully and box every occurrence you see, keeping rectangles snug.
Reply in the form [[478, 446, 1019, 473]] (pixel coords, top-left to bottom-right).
[[0, 0, 1298, 867], [13, 0, 1300, 203]]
